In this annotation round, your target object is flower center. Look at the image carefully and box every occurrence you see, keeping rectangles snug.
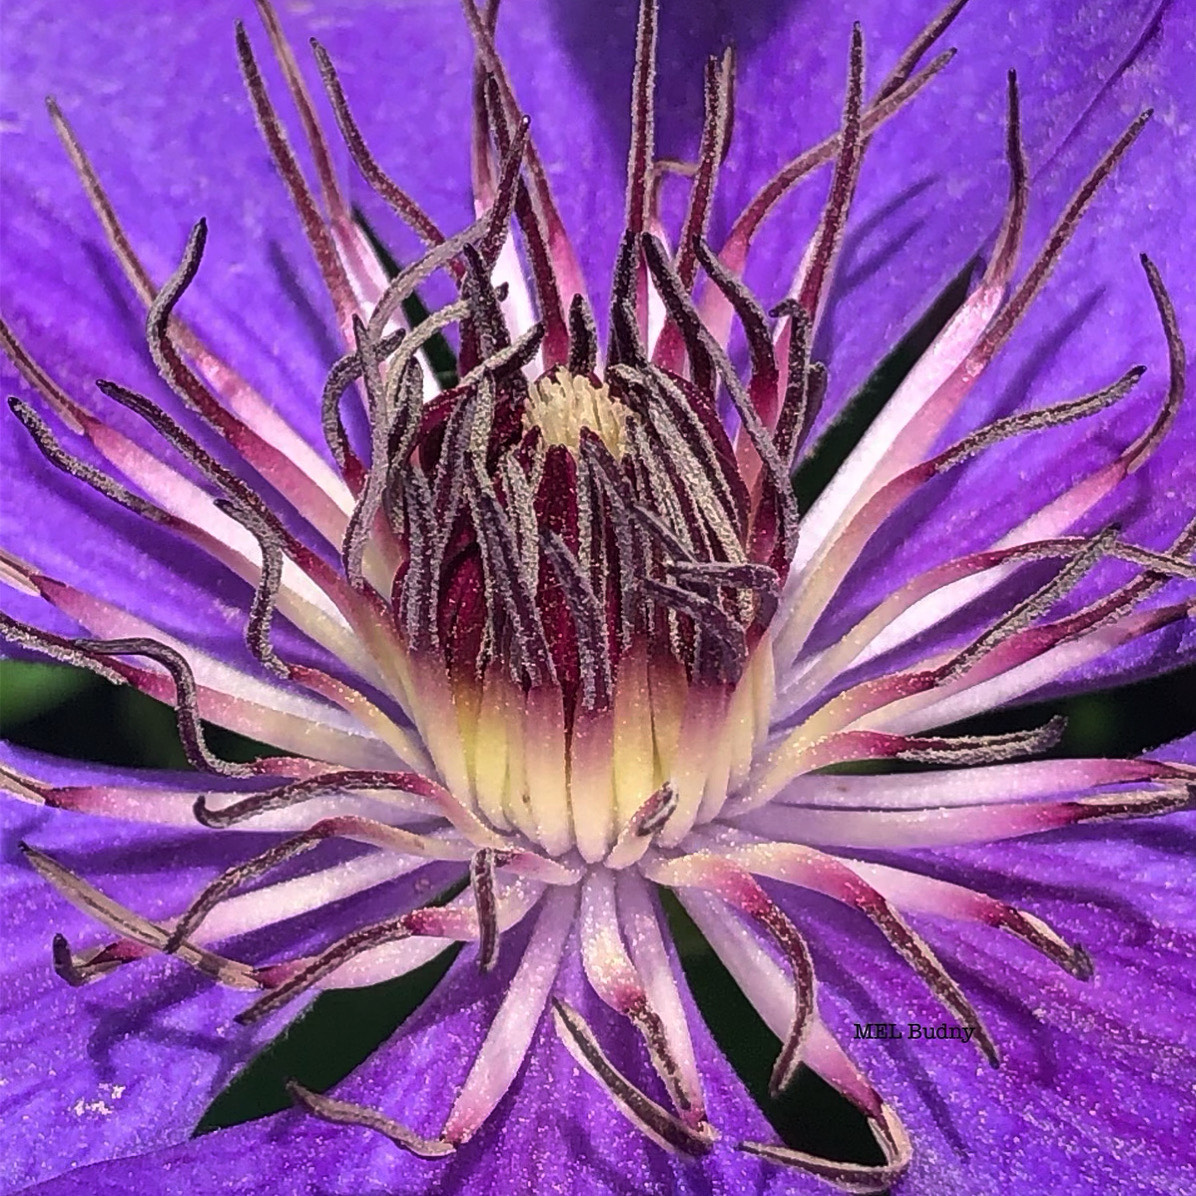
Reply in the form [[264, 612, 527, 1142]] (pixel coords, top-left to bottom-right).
[[526, 368, 628, 459]]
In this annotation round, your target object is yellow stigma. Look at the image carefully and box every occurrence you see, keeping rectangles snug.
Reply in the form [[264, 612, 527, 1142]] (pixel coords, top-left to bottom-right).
[[526, 368, 628, 458]]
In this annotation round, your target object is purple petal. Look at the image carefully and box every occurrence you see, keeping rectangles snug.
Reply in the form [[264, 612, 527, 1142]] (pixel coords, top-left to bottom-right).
[[0, 744, 459, 1190], [770, 733, 1196, 1194], [18, 926, 807, 1195], [0, 0, 346, 659], [0, 790, 276, 1190], [808, 2, 1195, 695]]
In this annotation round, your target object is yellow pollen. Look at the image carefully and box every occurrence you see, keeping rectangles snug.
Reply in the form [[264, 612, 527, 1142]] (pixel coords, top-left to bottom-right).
[[526, 368, 627, 458]]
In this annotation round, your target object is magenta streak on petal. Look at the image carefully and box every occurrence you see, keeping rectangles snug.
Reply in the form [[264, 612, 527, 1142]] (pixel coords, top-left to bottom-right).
[[775, 369, 1138, 671], [460, 1, 578, 364], [842, 859, 1090, 977], [775, 525, 1190, 721], [144, 220, 362, 559], [441, 885, 574, 1143], [883, 596, 1196, 734], [306, 876, 549, 993], [180, 855, 439, 947], [778, 257, 1185, 706], [0, 344, 377, 674], [0, 363, 389, 684], [778, 277, 1003, 638]]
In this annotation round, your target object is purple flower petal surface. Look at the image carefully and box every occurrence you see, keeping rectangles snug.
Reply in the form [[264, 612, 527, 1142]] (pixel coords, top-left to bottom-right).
[[0, 744, 460, 1191], [797, 0, 1195, 696], [774, 731, 1196, 1195], [16, 926, 809, 1196]]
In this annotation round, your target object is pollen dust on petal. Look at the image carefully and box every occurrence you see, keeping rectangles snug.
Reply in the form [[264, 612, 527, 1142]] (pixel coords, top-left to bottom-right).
[[70, 1082, 126, 1117]]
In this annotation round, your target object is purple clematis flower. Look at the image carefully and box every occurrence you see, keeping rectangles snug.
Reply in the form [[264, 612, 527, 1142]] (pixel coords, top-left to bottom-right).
[[2, 0, 1194, 1191]]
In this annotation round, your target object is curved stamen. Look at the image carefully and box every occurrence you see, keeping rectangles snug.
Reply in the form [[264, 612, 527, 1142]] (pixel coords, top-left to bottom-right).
[[605, 782, 679, 870], [845, 860, 1094, 980], [321, 329, 405, 488], [191, 769, 487, 839], [165, 816, 472, 952], [794, 23, 865, 332], [215, 497, 288, 679], [235, 20, 358, 337], [287, 1081, 454, 1158], [341, 317, 392, 591], [19, 844, 259, 989], [7, 396, 167, 526], [740, 1109, 911, 1196], [367, 230, 481, 344], [1132, 253, 1186, 469], [310, 40, 451, 257], [470, 847, 503, 972], [644, 852, 815, 1096], [551, 998, 714, 1157], [81, 638, 251, 773]]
